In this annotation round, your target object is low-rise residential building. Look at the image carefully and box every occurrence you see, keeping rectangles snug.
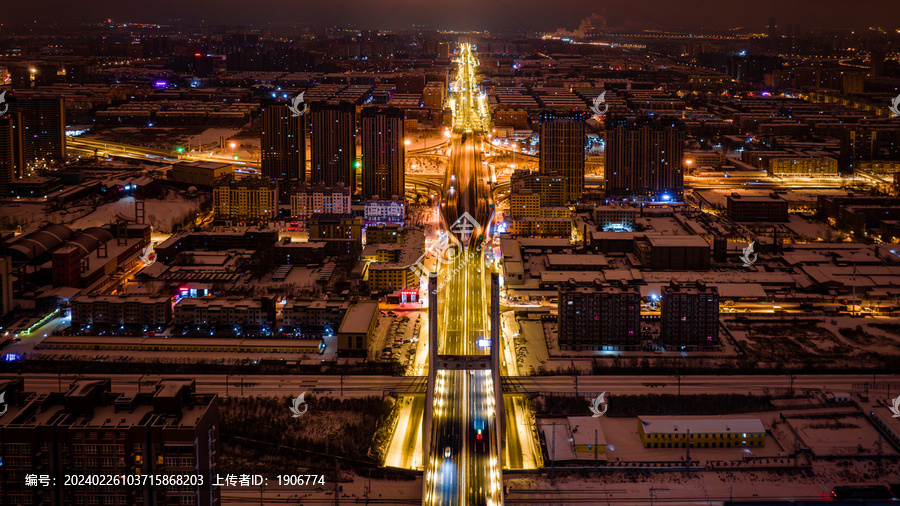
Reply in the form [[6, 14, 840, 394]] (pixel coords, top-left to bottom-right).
[[366, 223, 404, 244], [363, 228, 425, 292], [638, 416, 765, 448], [364, 198, 406, 225], [213, 176, 278, 223], [282, 299, 351, 330], [71, 294, 174, 327], [309, 213, 363, 257], [290, 182, 351, 219], [174, 297, 276, 329], [508, 216, 572, 238], [592, 204, 638, 232], [684, 150, 726, 169]]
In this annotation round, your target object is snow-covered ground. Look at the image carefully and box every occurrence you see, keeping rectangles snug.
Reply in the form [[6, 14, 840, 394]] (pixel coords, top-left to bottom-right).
[[71, 193, 201, 232]]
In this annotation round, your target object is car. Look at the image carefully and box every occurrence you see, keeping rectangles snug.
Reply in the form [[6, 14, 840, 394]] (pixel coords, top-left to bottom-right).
[[476, 429, 483, 440], [444, 447, 451, 458]]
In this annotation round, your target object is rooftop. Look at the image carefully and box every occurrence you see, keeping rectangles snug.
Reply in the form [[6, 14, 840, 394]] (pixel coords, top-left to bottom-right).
[[639, 416, 765, 435], [337, 300, 379, 334]]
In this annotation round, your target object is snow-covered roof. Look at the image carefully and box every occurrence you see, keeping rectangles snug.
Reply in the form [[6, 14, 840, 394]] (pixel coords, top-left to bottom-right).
[[567, 416, 607, 447], [639, 416, 764, 435]]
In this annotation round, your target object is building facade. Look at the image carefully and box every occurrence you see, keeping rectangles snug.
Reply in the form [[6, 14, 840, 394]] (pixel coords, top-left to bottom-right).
[[726, 193, 789, 222], [174, 297, 276, 329], [310, 102, 357, 191], [290, 182, 352, 219], [605, 116, 685, 199], [539, 111, 588, 201], [260, 103, 305, 181], [213, 176, 278, 223], [308, 213, 363, 257], [336, 300, 379, 355], [364, 198, 405, 225], [361, 106, 405, 202], [0, 377, 219, 506], [634, 235, 710, 271], [510, 169, 567, 207], [557, 280, 641, 351], [71, 295, 174, 328], [661, 281, 719, 349], [362, 228, 424, 293], [638, 416, 765, 449], [593, 204, 638, 232], [0, 112, 24, 195], [18, 96, 67, 166]]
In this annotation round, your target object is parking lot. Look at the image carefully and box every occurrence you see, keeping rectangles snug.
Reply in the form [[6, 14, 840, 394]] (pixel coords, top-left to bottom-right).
[[370, 310, 422, 366]]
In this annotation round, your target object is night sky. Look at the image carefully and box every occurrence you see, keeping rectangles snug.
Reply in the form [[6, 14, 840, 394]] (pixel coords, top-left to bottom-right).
[[4, 0, 900, 31]]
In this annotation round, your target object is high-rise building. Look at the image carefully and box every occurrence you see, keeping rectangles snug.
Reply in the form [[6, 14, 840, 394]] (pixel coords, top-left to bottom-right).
[[0, 112, 24, 195], [557, 280, 641, 351], [396, 73, 426, 94], [767, 18, 778, 52], [871, 48, 887, 77], [361, 106, 405, 202], [260, 103, 305, 181], [840, 126, 900, 175], [0, 256, 12, 316], [310, 102, 357, 192], [423, 82, 445, 111], [507, 170, 571, 237], [604, 116, 685, 199], [539, 110, 588, 201], [213, 176, 278, 222], [661, 281, 719, 349], [510, 169, 566, 207], [16, 96, 66, 166]]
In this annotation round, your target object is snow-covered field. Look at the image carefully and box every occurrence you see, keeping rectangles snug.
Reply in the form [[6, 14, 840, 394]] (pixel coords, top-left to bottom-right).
[[71, 193, 202, 232]]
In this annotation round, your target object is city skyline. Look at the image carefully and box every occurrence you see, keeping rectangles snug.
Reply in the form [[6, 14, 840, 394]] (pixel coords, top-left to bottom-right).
[[4, 1, 900, 32], [2, 9, 900, 506]]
